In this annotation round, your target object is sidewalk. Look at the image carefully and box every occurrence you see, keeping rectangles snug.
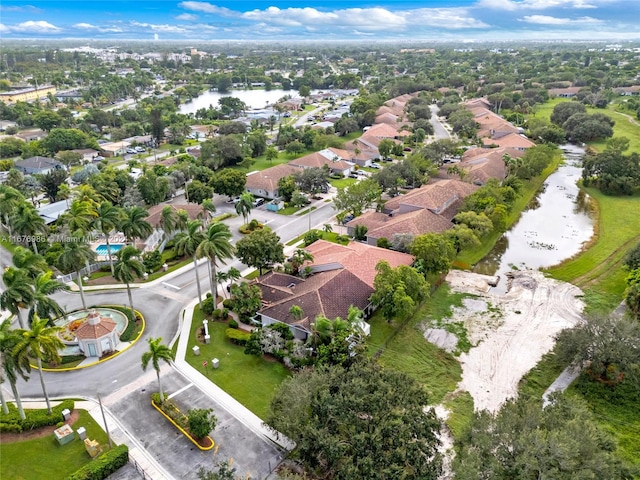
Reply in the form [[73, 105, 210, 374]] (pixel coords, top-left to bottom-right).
[[21, 399, 173, 480]]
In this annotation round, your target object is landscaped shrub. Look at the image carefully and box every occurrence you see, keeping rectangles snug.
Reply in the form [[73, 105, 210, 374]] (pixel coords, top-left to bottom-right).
[[222, 299, 233, 309], [377, 237, 391, 249], [201, 295, 216, 316], [59, 354, 87, 365], [228, 318, 239, 329], [304, 230, 321, 246], [225, 328, 251, 346], [65, 444, 129, 480], [142, 249, 163, 272], [187, 408, 217, 439], [0, 399, 74, 432]]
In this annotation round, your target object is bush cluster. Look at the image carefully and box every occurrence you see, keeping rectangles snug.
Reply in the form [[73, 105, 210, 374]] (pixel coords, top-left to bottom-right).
[[65, 444, 129, 480], [0, 399, 74, 433], [225, 328, 251, 345]]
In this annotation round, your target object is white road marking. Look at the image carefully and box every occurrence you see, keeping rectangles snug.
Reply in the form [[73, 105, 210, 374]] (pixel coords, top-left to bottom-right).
[[167, 383, 194, 400], [162, 282, 181, 290]]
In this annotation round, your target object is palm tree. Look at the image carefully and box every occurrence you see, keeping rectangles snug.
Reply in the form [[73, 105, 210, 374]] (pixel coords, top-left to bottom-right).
[[175, 209, 190, 233], [57, 237, 97, 310], [141, 337, 174, 403], [93, 201, 123, 275], [74, 184, 103, 207], [201, 199, 216, 224], [0, 185, 24, 234], [323, 224, 333, 234], [174, 220, 206, 307], [289, 305, 304, 322], [119, 206, 152, 246], [14, 315, 64, 414], [12, 246, 47, 279], [290, 248, 314, 276], [235, 192, 254, 225], [0, 267, 34, 329], [57, 183, 72, 207], [10, 203, 47, 254], [216, 271, 229, 299], [196, 222, 234, 302], [28, 271, 69, 325], [0, 320, 30, 419], [159, 205, 178, 237], [62, 199, 97, 236], [226, 267, 241, 290], [113, 246, 145, 319]]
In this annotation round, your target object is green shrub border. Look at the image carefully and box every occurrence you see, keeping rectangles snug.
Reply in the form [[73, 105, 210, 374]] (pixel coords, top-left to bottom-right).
[[0, 399, 74, 433], [65, 444, 129, 480]]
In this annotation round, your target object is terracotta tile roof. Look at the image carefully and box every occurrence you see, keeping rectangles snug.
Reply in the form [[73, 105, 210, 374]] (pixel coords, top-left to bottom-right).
[[145, 203, 207, 228], [347, 209, 453, 240], [305, 240, 414, 287], [245, 164, 300, 193], [482, 133, 535, 149], [383, 179, 477, 215], [75, 317, 117, 340], [289, 152, 352, 171], [256, 269, 373, 330], [362, 122, 400, 139]]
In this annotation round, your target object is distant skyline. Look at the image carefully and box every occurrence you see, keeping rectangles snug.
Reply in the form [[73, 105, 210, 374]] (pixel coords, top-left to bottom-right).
[[1, 0, 639, 42]]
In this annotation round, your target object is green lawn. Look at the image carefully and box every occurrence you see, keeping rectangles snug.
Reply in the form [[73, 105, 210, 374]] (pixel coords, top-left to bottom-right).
[[545, 188, 640, 312], [330, 177, 358, 189], [185, 307, 291, 419], [366, 285, 464, 404], [0, 409, 110, 480]]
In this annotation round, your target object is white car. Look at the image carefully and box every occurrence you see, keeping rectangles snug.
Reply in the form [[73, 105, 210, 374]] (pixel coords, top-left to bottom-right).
[[135, 146, 146, 153], [370, 162, 381, 169]]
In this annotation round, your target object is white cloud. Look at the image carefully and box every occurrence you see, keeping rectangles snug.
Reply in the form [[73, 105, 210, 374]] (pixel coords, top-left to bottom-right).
[[74, 23, 96, 29], [154, 33, 159, 40], [477, 0, 603, 10], [176, 13, 198, 21], [9, 20, 61, 33], [521, 14, 603, 23], [178, 2, 237, 16], [130, 21, 187, 33], [0, 5, 42, 13], [0, 23, 9, 33]]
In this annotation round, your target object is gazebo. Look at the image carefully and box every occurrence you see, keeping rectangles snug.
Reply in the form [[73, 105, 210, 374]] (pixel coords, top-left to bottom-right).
[[75, 310, 119, 358]]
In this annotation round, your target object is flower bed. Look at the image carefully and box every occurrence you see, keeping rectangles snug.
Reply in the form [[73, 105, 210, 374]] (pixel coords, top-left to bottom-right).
[[150, 394, 214, 450]]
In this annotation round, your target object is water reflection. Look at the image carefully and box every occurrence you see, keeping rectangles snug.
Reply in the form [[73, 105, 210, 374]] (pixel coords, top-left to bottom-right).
[[474, 145, 594, 290]]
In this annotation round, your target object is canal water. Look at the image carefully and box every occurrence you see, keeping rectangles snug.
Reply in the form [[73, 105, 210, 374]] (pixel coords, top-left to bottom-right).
[[474, 144, 594, 292]]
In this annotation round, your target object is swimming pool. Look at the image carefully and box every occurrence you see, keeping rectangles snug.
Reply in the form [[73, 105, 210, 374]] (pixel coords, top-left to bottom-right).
[[94, 243, 124, 255]]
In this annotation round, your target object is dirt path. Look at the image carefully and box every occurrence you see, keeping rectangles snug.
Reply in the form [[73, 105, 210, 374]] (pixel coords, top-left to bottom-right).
[[446, 270, 584, 413]]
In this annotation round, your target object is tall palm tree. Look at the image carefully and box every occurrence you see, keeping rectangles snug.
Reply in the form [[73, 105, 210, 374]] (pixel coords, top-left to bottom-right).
[[14, 315, 64, 414], [119, 206, 153, 247], [0, 267, 34, 329], [28, 271, 69, 325], [74, 184, 103, 207], [141, 337, 174, 404], [196, 222, 234, 302], [62, 199, 97, 237], [175, 208, 190, 232], [10, 203, 47, 254], [226, 267, 241, 292], [235, 192, 254, 225], [113, 246, 145, 320], [57, 237, 97, 310], [0, 185, 24, 234], [159, 205, 178, 237], [12, 246, 47, 279], [201, 199, 216, 224], [93, 201, 123, 275], [0, 320, 30, 419], [216, 271, 229, 299], [174, 219, 206, 307]]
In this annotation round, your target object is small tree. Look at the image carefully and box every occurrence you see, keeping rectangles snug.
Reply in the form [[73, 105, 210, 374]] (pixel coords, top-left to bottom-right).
[[187, 408, 217, 439]]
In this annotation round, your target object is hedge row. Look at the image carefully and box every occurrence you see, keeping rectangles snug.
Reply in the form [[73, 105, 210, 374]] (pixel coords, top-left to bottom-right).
[[65, 444, 129, 480], [225, 328, 251, 346], [0, 399, 75, 433]]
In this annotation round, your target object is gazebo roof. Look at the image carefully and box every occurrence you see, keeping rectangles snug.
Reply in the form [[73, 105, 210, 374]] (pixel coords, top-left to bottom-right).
[[75, 310, 117, 340]]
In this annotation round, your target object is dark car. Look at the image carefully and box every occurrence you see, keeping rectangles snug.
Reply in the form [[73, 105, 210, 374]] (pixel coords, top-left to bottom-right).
[[341, 214, 355, 224]]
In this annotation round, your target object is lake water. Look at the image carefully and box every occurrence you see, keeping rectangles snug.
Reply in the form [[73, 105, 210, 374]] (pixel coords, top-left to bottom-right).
[[179, 89, 317, 114], [474, 144, 594, 291]]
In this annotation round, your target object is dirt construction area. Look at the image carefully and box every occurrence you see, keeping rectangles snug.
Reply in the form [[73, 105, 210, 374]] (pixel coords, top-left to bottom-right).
[[445, 269, 584, 413]]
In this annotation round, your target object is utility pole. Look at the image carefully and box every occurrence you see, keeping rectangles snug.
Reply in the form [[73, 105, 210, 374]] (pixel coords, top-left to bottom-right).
[[97, 394, 113, 449]]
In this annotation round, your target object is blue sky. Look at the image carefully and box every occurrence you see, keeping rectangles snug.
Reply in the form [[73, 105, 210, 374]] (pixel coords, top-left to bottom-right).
[[1, 0, 638, 41]]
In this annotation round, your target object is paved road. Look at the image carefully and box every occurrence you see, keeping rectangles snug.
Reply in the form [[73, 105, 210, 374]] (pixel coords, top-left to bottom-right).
[[429, 104, 452, 141]]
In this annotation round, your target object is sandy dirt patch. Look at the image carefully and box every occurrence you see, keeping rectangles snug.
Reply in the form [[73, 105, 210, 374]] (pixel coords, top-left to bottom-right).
[[446, 269, 584, 413]]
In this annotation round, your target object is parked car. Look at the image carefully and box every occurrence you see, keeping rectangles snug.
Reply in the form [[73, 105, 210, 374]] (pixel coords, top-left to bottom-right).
[[126, 148, 137, 155], [135, 146, 146, 153], [349, 173, 359, 179], [341, 214, 355, 224], [370, 162, 381, 169], [253, 198, 265, 207], [92, 155, 105, 162]]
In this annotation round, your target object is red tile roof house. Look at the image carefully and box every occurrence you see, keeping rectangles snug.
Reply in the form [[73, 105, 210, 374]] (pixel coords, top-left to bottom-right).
[[345, 179, 478, 245], [438, 147, 524, 185], [253, 240, 414, 340], [245, 164, 301, 199], [288, 150, 354, 177]]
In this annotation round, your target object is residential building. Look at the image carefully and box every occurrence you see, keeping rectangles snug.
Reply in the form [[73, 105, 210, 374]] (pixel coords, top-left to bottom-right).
[[245, 164, 300, 199], [15, 156, 64, 175], [0, 85, 56, 104]]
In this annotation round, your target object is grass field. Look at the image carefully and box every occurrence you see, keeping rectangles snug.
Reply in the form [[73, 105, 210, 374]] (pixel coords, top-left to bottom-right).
[[0, 409, 110, 480], [366, 285, 465, 404], [185, 307, 291, 419]]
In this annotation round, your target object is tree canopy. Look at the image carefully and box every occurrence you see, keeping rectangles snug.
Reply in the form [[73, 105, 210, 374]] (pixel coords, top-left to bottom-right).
[[266, 361, 442, 480], [235, 228, 285, 275]]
